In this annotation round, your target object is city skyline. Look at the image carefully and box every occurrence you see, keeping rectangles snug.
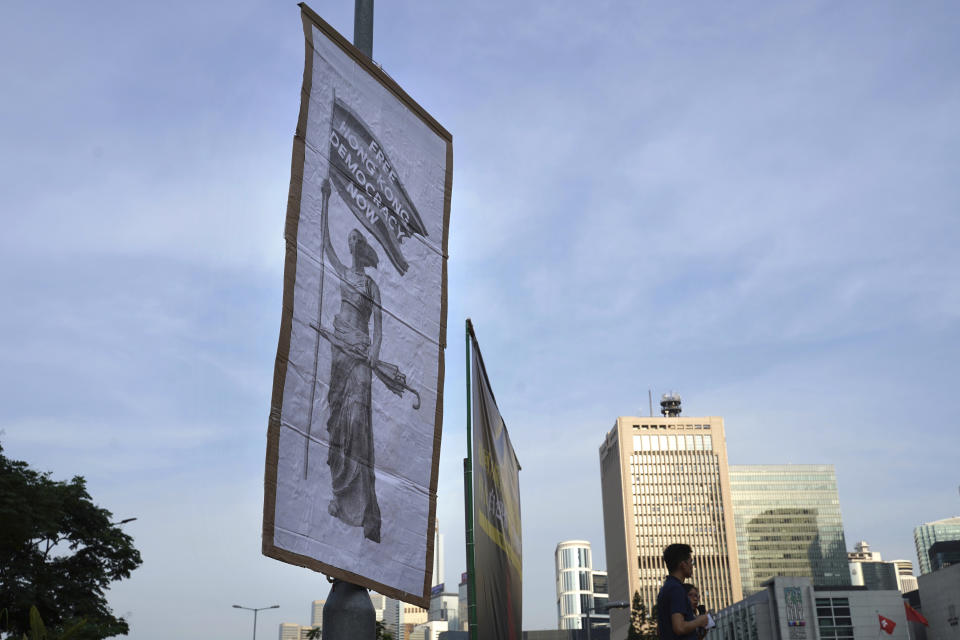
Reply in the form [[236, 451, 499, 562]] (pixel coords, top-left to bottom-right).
[[2, 1, 959, 638]]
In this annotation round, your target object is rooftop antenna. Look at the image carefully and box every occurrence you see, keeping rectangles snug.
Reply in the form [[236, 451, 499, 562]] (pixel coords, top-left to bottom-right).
[[648, 389, 653, 417], [660, 391, 682, 417]]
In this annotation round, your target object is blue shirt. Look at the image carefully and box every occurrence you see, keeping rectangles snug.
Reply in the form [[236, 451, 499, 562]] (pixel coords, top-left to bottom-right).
[[656, 575, 697, 640]]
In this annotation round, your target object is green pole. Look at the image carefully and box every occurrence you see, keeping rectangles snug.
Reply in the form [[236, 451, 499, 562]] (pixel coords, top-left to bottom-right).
[[463, 319, 478, 640]]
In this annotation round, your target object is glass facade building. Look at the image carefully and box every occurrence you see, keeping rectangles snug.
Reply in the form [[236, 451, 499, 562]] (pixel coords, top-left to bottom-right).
[[555, 540, 601, 630], [914, 516, 960, 575], [729, 465, 850, 595]]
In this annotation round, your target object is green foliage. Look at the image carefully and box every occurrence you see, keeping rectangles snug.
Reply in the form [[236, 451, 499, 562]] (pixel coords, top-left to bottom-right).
[[302, 619, 391, 639], [0, 445, 142, 640], [375, 620, 393, 640], [627, 591, 658, 640], [1, 606, 86, 640]]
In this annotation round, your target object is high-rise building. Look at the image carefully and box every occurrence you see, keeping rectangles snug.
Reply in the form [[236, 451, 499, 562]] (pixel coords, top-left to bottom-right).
[[848, 541, 898, 591], [592, 570, 609, 617], [310, 600, 324, 629], [279, 623, 302, 640], [370, 592, 386, 622], [848, 540, 882, 562], [600, 396, 742, 640], [729, 464, 850, 595], [555, 540, 594, 630], [555, 540, 612, 631], [432, 519, 444, 588], [914, 516, 960, 574], [890, 560, 918, 593], [428, 584, 459, 628], [385, 598, 428, 640]]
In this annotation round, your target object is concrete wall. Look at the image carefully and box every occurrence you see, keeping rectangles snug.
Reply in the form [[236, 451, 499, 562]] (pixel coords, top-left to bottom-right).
[[917, 562, 960, 640]]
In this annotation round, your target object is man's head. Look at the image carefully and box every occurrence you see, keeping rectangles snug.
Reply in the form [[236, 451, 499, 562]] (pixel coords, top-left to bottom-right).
[[663, 543, 694, 578]]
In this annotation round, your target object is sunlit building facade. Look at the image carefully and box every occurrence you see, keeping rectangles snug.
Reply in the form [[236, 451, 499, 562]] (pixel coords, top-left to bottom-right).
[[555, 540, 597, 630], [890, 560, 918, 593], [914, 516, 960, 574], [600, 405, 742, 640], [729, 464, 850, 595]]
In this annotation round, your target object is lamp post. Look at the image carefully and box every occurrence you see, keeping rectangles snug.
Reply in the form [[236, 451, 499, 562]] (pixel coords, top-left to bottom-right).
[[582, 600, 630, 640], [232, 604, 279, 640]]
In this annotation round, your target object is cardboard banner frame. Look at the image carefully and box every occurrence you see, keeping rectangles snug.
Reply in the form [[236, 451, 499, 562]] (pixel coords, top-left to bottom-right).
[[262, 3, 452, 608]]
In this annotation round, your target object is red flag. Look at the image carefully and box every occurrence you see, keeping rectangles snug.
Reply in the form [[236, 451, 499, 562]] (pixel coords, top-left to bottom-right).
[[905, 602, 929, 626], [879, 614, 896, 634]]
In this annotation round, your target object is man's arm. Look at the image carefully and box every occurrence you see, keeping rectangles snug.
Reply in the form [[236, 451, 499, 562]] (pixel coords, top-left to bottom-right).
[[672, 612, 708, 635]]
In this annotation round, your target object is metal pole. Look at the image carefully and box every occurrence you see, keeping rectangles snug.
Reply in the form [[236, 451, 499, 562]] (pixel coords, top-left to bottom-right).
[[232, 605, 278, 640], [584, 607, 592, 640], [354, 0, 374, 57], [323, 580, 375, 639], [323, 2, 376, 636], [464, 320, 478, 640]]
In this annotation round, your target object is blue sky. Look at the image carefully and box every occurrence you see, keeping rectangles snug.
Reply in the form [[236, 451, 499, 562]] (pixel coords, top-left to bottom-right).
[[2, 1, 959, 637]]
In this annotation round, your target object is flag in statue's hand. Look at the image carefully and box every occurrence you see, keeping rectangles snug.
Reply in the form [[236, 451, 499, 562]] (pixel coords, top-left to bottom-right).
[[327, 98, 428, 275]]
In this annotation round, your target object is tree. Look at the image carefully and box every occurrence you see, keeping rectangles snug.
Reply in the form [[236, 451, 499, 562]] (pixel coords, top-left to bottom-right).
[[303, 619, 392, 640], [0, 445, 142, 640], [375, 620, 393, 640], [627, 590, 658, 640]]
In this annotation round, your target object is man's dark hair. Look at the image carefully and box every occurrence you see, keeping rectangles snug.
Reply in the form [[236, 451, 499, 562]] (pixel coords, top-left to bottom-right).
[[663, 543, 692, 572]]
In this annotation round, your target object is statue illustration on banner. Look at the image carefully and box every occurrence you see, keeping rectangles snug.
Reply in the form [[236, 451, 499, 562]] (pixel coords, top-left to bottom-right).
[[263, 4, 452, 608], [305, 96, 425, 544]]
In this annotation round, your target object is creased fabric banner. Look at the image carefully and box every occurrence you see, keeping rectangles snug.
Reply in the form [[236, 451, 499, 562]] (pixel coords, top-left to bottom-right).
[[471, 335, 522, 640], [263, 4, 452, 607]]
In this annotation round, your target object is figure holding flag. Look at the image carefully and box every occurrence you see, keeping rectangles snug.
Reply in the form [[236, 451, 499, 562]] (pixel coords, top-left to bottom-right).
[[307, 93, 428, 544], [318, 177, 385, 543]]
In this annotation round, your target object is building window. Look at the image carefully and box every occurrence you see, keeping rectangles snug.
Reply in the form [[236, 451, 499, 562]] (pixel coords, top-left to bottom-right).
[[816, 597, 853, 640]]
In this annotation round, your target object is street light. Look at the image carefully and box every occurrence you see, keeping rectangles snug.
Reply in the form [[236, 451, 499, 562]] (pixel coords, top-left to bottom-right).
[[232, 604, 279, 640], [582, 600, 630, 640]]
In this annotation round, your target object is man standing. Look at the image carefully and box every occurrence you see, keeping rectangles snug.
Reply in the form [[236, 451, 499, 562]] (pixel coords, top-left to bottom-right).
[[656, 544, 710, 639]]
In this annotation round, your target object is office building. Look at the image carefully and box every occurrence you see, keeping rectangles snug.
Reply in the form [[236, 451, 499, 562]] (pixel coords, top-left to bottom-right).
[[599, 395, 742, 640], [914, 516, 960, 574], [848, 541, 898, 590], [385, 597, 429, 640], [371, 592, 386, 622], [554, 541, 610, 631], [592, 570, 609, 619], [310, 600, 324, 629], [848, 540, 881, 563], [729, 464, 850, 595], [890, 560, 918, 593], [711, 576, 908, 639], [929, 540, 960, 571], [433, 519, 445, 588], [279, 623, 302, 640], [429, 583, 459, 629], [555, 540, 595, 630]]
